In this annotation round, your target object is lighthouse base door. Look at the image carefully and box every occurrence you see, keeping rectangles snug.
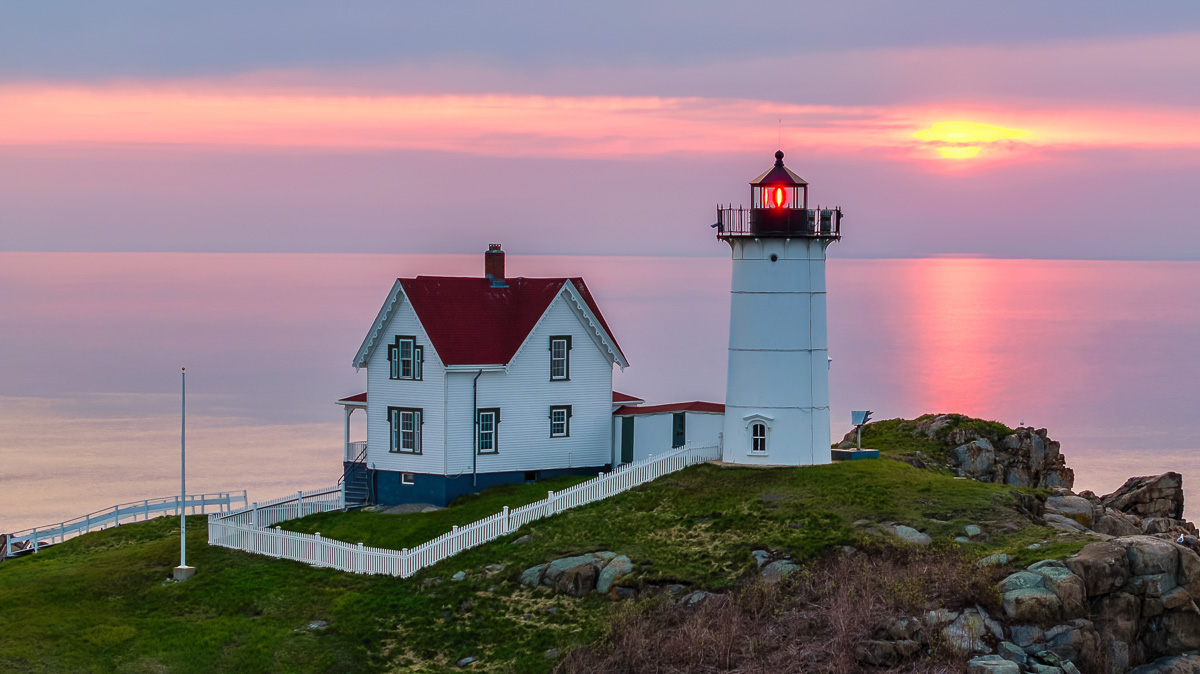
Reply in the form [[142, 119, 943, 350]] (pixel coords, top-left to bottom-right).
[[620, 417, 634, 464]]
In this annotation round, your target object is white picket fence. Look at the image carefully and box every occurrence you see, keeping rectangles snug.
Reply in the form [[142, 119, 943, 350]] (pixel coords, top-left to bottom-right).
[[208, 444, 720, 578], [4, 491, 248, 557]]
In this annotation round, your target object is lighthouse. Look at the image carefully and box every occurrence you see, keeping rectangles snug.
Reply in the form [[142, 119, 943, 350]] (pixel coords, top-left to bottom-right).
[[715, 151, 842, 466]]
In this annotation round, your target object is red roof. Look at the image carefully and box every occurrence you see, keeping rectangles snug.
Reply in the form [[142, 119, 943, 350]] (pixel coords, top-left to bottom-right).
[[612, 391, 644, 403], [399, 276, 624, 367], [613, 401, 724, 416], [337, 392, 367, 404]]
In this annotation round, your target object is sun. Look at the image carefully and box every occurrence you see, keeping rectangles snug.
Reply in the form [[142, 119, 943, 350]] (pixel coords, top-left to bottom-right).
[[913, 121, 1029, 160]]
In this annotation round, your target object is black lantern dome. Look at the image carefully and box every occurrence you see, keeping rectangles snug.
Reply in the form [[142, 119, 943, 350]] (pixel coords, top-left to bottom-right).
[[714, 150, 841, 240], [750, 150, 808, 210]]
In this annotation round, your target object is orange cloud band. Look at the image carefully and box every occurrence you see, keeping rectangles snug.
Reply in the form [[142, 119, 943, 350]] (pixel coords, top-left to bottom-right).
[[2, 86, 1198, 160]]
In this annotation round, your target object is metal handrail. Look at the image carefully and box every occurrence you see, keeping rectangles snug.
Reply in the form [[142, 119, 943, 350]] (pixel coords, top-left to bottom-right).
[[338, 444, 370, 485], [715, 205, 842, 239]]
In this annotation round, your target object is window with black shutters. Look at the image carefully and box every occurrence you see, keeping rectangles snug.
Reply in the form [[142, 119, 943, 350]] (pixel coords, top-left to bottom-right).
[[549, 336, 571, 380]]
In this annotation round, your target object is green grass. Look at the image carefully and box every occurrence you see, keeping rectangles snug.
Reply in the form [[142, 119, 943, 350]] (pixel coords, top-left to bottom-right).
[[856, 413, 1015, 460], [280, 474, 590, 549], [0, 452, 1085, 673]]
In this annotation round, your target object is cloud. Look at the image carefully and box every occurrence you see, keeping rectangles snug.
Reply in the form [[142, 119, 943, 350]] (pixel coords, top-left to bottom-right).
[[4, 84, 1200, 165]]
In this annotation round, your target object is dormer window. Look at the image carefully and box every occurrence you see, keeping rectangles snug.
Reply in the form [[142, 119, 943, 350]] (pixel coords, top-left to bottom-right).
[[388, 336, 423, 380], [549, 336, 571, 380]]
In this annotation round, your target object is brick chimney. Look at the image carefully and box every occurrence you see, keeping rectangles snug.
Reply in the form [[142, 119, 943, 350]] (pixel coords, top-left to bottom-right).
[[485, 244, 506, 287]]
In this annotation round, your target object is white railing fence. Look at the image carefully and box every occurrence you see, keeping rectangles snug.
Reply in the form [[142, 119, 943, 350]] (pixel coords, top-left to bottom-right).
[[208, 485, 346, 530], [4, 491, 248, 557], [344, 440, 368, 463], [209, 444, 720, 578]]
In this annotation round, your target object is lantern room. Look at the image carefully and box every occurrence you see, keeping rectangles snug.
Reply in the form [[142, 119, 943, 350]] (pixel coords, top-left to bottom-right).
[[751, 151, 808, 210], [714, 150, 841, 240]]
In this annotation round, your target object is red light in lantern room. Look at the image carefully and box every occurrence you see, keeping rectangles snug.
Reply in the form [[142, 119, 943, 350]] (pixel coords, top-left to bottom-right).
[[773, 187, 785, 208]]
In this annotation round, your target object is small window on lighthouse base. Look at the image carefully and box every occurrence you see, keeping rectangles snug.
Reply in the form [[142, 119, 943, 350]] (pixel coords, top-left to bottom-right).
[[751, 423, 767, 454]]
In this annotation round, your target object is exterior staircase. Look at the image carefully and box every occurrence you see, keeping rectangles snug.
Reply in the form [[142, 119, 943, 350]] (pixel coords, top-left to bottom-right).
[[340, 443, 370, 508]]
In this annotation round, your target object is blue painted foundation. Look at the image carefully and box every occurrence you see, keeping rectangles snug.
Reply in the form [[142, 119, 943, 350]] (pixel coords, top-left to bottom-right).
[[370, 465, 610, 508]]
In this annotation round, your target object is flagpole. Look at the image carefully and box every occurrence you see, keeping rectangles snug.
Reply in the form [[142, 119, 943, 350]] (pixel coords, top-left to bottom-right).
[[174, 366, 195, 581], [181, 366, 186, 568]]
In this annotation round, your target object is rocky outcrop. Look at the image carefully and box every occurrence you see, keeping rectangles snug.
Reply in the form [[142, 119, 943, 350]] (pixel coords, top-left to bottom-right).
[[839, 414, 1076, 489], [987, 536, 1200, 672], [1103, 473, 1186, 521], [945, 426, 1074, 489], [1044, 480, 1198, 539], [518, 551, 635, 599]]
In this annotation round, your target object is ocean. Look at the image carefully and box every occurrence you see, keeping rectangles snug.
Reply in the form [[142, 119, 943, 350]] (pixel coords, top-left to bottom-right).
[[1, 252, 1197, 532]]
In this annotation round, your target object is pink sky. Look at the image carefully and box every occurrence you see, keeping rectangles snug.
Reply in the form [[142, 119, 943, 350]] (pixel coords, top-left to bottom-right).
[[2, 8, 1199, 259]]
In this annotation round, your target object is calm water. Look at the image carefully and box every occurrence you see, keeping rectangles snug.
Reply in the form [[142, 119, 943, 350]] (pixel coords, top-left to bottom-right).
[[1, 253, 1198, 531]]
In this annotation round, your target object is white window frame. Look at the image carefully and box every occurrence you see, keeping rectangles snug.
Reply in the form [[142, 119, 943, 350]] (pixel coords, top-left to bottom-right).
[[401, 472, 415, 485], [549, 336, 570, 380], [389, 337, 423, 381], [389, 407, 422, 454], [477, 408, 499, 454], [751, 423, 767, 454], [550, 405, 571, 438]]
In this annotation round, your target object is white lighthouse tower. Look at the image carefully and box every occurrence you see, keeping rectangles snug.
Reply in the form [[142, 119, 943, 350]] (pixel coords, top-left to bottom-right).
[[716, 151, 842, 466]]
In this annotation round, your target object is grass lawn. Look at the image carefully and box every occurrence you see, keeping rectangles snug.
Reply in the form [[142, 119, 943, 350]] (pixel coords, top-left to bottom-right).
[[0, 457, 1086, 673]]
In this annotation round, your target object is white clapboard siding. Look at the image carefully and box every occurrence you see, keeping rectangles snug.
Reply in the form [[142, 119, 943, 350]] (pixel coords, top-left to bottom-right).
[[208, 444, 719, 578], [446, 293, 614, 475], [365, 297, 447, 475]]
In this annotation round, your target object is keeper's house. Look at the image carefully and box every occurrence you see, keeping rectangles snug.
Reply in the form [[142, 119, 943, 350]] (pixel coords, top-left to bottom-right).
[[337, 245, 629, 507]]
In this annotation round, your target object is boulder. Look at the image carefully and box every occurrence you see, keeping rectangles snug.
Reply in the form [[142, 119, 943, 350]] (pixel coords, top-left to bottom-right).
[[999, 571, 1046, 593], [1102, 473, 1185, 520], [952, 439, 997, 479], [750, 550, 771, 568], [891, 524, 932, 545], [997, 640, 1026, 665], [1123, 535, 1181, 576], [1045, 513, 1088, 533], [596, 555, 632, 594], [1046, 496, 1095, 528], [1003, 587, 1061, 622], [1033, 566, 1088, 618], [1041, 619, 1100, 667], [999, 427, 1074, 490], [519, 564, 547, 587], [761, 560, 798, 582], [924, 608, 960, 628], [555, 563, 597, 597], [1009, 624, 1044, 649], [1065, 541, 1130, 597], [543, 554, 600, 583], [967, 655, 1021, 674], [1094, 509, 1143, 537], [942, 608, 996, 654]]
